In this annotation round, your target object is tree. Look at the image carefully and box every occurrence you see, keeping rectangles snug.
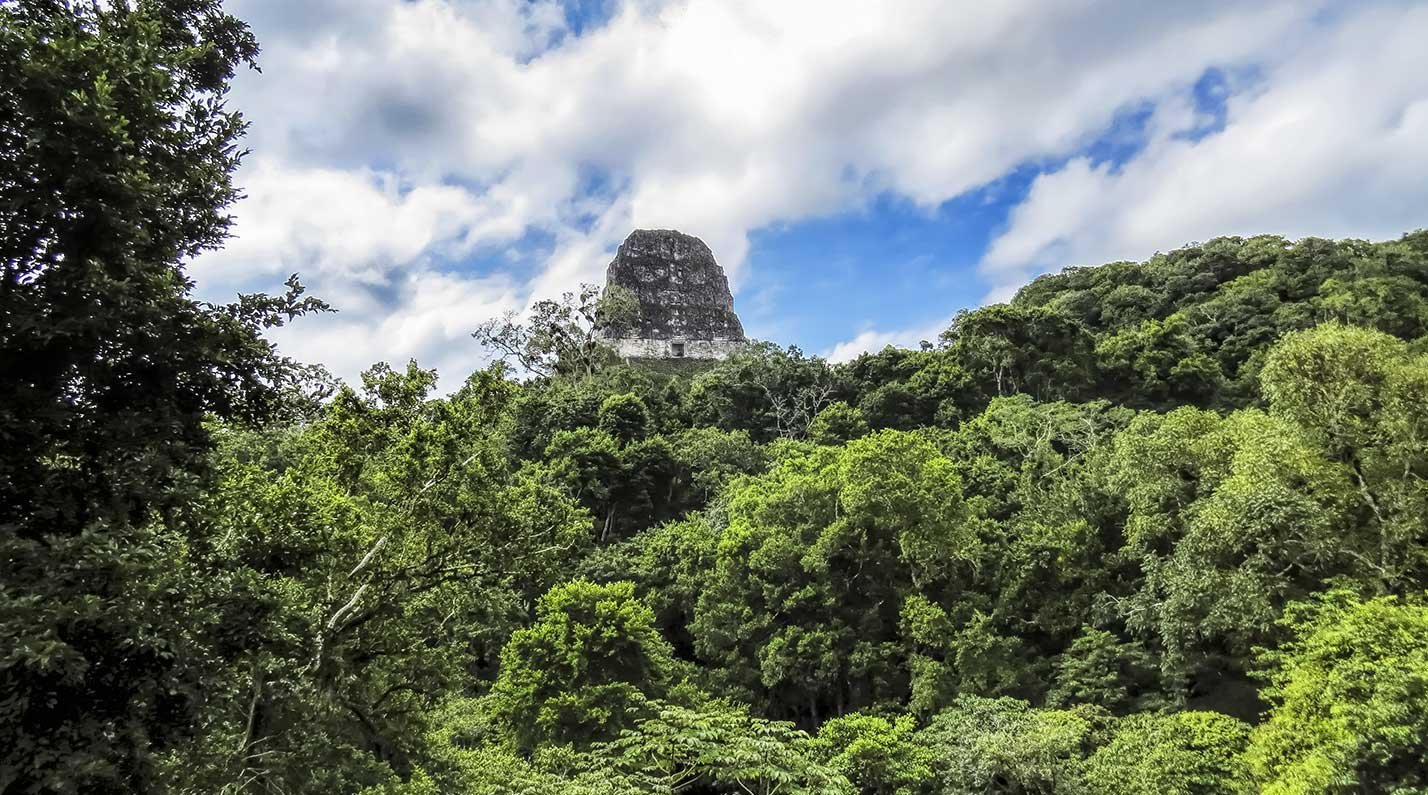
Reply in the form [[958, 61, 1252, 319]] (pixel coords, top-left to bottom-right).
[[1261, 323, 1428, 590], [473, 283, 638, 379], [597, 700, 853, 795], [808, 401, 870, 446], [0, 2, 326, 791], [1047, 627, 1161, 715], [812, 712, 932, 795], [397, 698, 648, 795], [1002, 232, 1428, 413], [1094, 314, 1225, 408], [1247, 591, 1428, 794], [492, 580, 675, 750], [693, 430, 972, 723], [1314, 233, 1428, 340], [668, 427, 767, 506], [840, 346, 970, 430], [611, 436, 682, 536], [507, 377, 606, 459], [541, 426, 624, 539], [598, 392, 652, 444], [1084, 711, 1251, 795], [612, 514, 722, 656], [941, 304, 1097, 406], [915, 397, 1134, 708], [1102, 406, 1356, 692], [688, 342, 844, 441], [915, 696, 1107, 795]]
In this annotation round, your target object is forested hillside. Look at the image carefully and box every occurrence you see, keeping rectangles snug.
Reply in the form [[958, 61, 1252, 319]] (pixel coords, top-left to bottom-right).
[[5, 3, 1428, 794]]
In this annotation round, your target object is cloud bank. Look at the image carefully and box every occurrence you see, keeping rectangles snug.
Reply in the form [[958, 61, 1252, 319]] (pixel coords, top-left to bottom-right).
[[194, 0, 1427, 382]]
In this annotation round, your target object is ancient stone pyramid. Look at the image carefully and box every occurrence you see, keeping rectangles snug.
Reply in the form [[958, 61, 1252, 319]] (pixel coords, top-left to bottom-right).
[[601, 229, 746, 360]]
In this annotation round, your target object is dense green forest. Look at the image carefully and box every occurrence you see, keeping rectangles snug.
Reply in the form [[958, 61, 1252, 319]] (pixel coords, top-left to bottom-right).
[[4, 3, 1428, 794]]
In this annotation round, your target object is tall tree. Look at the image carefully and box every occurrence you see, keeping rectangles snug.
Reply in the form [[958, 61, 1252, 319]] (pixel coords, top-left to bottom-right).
[[473, 283, 638, 379], [693, 430, 973, 723], [0, 2, 322, 791], [492, 580, 675, 751]]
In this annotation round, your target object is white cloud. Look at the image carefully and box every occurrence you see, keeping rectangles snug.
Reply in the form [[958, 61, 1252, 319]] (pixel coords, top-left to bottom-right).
[[824, 315, 953, 363], [192, 162, 527, 385], [981, 3, 1428, 298], [266, 268, 523, 386], [206, 0, 1420, 384], [197, 161, 494, 287]]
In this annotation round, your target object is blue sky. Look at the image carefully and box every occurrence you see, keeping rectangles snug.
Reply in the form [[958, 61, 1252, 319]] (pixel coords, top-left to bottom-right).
[[740, 178, 1036, 350], [743, 67, 1237, 350], [194, 0, 1428, 386]]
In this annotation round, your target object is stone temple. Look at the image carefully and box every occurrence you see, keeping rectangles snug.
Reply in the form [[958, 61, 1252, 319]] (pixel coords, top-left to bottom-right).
[[601, 229, 746, 360]]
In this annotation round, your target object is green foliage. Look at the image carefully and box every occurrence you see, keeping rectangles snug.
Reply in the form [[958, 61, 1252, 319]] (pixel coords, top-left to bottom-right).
[[508, 377, 605, 457], [1009, 233, 1428, 406], [0, 2, 326, 791], [153, 363, 592, 792], [897, 397, 1136, 710], [613, 514, 720, 649], [599, 392, 653, 443], [941, 303, 1098, 405], [689, 342, 844, 441], [1103, 406, 1356, 687], [841, 346, 972, 429], [903, 606, 1035, 714], [1247, 591, 1428, 794], [1261, 324, 1428, 588], [813, 712, 932, 794], [394, 698, 647, 795], [1260, 322, 1410, 456], [693, 430, 971, 721], [597, 700, 853, 794], [1084, 711, 1251, 795], [1095, 313, 1225, 407], [543, 426, 625, 532], [810, 401, 871, 445], [915, 696, 1108, 795], [492, 580, 675, 750], [669, 426, 768, 503], [1048, 627, 1161, 714]]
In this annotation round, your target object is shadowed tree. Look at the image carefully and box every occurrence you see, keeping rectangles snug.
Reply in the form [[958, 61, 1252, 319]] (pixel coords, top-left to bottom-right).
[[0, 1, 327, 791]]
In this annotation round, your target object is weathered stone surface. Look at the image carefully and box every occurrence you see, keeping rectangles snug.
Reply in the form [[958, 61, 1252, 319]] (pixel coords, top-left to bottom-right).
[[602, 229, 746, 360]]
